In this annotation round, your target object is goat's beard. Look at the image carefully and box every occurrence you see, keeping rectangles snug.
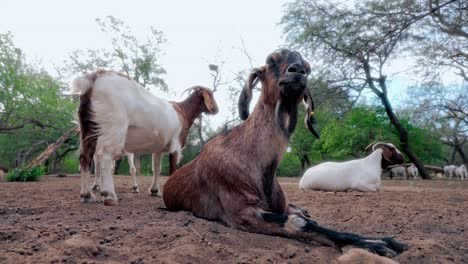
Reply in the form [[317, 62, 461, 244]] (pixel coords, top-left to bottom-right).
[[275, 97, 299, 138]]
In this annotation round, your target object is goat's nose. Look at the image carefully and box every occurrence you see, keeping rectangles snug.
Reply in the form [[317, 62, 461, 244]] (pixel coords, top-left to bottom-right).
[[286, 63, 306, 75]]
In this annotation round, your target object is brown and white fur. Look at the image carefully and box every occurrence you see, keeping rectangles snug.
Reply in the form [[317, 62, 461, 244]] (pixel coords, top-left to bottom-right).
[[163, 50, 407, 257], [70, 70, 218, 205]]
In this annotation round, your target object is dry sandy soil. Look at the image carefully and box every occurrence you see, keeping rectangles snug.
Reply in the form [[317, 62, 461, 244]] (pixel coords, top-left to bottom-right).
[[0, 175, 467, 264]]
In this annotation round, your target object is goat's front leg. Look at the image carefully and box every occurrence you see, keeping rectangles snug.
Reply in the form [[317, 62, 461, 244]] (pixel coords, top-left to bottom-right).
[[149, 153, 162, 197], [99, 152, 118, 206], [91, 154, 100, 192], [234, 207, 407, 257], [80, 165, 96, 203]]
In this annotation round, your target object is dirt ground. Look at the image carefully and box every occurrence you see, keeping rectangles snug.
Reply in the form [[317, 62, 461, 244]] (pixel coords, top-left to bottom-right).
[[0, 175, 467, 264]]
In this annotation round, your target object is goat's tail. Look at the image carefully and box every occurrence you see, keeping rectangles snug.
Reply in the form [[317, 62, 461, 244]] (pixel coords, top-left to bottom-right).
[[68, 75, 93, 96], [74, 73, 100, 171]]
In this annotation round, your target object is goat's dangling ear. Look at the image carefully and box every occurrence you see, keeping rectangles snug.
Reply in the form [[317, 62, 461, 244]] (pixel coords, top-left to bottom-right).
[[201, 90, 219, 114], [238, 67, 264, 120], [303, 86, 320, 139]]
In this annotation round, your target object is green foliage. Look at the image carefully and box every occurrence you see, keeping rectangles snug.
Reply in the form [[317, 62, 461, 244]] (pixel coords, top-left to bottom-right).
[[0, 32, 77, 169], [6, 166, 46, 182], [278, 152, 302, 177], [64, 16, 167, 91], [283, 103, 448, 177]]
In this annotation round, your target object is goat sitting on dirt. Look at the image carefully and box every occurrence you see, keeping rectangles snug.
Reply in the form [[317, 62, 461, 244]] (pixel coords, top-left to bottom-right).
[[299, 142, 404, 192], [163, 50, 407, 257], [70, 70, 218, 205]]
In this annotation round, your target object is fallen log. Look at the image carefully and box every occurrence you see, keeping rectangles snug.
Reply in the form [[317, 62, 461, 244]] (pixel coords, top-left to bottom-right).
[[26, 126, 79, 169]]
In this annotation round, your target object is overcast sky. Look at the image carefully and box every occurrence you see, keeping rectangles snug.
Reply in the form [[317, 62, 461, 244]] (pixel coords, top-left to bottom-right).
[[1, 0, 296, 127], [2, 0, 456, 129]]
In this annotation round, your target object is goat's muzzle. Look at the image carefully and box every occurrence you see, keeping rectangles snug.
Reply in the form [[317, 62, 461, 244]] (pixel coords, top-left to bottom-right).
[[278, 72, 308, 97]]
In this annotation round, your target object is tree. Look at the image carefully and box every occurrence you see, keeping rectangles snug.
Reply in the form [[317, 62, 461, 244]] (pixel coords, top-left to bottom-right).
[[64, 16, 167, 91], [281, 0, 466, 179], [409, 83, 467, 166], [0, 33, 76, 168]]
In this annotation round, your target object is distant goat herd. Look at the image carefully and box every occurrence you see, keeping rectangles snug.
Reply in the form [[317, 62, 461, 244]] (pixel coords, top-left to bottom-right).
[[15, 49, 463, 259]]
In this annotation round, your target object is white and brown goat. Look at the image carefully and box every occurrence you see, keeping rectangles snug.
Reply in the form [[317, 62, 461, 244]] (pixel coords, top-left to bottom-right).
[[70, 70, 218, 205], [163, 50, 407, 257]]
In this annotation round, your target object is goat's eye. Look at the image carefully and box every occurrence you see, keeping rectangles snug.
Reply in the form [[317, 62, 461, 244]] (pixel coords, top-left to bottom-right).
[[266, 56, 275, 65]]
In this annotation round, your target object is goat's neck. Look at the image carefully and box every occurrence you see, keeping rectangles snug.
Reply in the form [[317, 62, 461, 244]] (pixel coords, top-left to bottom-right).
[[366, 149, 384, 172], [173, 96, 204, 147], [242, 99, 292, 163]]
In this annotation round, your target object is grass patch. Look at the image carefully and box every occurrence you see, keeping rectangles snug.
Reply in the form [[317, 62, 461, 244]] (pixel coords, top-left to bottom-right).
[[5, 166, 46, 182]]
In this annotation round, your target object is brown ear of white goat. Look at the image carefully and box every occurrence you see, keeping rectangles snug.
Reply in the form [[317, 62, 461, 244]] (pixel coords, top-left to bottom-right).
[[163, 49, 407, 257]]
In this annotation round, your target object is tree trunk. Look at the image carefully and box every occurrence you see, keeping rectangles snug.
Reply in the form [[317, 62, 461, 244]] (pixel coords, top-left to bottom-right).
[[196, 117, 205, 147], [455, 144, 467, 167], [378, 91, 431, 179], [26, 127, 79, 169], [114, 159, 122, 175], [299, 156, 306, 175]]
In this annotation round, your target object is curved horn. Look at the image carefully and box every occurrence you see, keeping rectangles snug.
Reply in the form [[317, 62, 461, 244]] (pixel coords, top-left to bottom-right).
[[365, 142, 388, 151], [181, 86, 199, 97], [303, 86, 320, 139], [238, 67, 264, 120]]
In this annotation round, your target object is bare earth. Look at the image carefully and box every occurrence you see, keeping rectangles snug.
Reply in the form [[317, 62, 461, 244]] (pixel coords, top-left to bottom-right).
[[0, 175, 467, 264]]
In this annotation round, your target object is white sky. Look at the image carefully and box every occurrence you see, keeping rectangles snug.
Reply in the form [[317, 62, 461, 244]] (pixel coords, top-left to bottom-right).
[[1, 0, 461, 129], [1, 0, 291, 128]]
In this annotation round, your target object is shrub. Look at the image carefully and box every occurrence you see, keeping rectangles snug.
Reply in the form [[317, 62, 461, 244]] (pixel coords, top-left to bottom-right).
[[5, 166, 46, 182]]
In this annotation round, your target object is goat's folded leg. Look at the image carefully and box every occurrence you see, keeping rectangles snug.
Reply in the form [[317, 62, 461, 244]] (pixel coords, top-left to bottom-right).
[[236, 207, 407, 257], [287, 204, 313, 219], [297, 215, 407, 257]]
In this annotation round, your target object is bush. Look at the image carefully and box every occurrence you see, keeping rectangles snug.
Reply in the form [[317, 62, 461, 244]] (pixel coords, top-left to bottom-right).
[[5, 166, 46, 182]]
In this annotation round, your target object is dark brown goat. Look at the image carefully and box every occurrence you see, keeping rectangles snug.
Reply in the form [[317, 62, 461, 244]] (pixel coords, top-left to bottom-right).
[[163, 49, 407, 257]]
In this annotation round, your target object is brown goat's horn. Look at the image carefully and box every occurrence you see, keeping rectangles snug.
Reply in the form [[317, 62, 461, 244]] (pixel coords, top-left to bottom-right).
[[181, 86, 200, 97]]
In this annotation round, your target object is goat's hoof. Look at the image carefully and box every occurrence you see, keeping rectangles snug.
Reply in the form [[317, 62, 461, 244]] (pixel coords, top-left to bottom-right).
[[361, 237, 408, 257], [103, 198, 119, 206], [131, 186, 139, 193], [92, 185, 100, 192], [150, 189, 162, 197], [80, 192, 96, 203]]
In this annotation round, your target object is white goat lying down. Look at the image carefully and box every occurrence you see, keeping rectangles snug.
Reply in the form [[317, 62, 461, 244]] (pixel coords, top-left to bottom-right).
[[299, 142, 404, 192], [70, 70, 218, 205]]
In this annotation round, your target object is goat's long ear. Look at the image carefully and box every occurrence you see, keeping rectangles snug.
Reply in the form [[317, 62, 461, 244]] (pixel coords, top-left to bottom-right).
[[238, 67, 264, 120], [201, 90, 219, 114], [303, 86, 320, 139]]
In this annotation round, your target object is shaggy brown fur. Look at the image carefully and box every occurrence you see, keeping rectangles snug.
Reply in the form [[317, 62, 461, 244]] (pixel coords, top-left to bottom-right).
[[163, 50, 407, 257], [169, 86, 218, 174]]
